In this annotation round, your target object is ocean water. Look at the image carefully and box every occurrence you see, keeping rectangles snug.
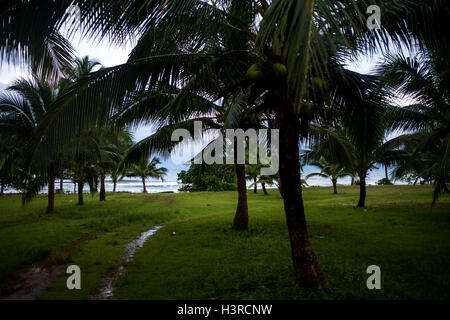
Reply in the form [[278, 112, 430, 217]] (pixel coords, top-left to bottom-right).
[[2, 167, 406, 195], [302, 166, 408, 187]]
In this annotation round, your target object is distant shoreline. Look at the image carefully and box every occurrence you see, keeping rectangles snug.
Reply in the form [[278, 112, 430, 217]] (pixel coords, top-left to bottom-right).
[[0, 183, 416, 196]]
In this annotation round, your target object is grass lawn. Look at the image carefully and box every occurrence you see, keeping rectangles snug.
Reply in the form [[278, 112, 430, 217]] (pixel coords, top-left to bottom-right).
[[0, 185, 449, 300]]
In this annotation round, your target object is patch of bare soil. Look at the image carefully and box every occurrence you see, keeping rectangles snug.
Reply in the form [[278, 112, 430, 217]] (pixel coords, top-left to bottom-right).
[[0, 231, 104, 300]]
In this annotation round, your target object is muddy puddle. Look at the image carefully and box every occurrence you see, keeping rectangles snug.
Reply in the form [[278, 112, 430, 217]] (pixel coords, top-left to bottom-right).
[[1, 231, 103, 300], [1, 265, 65, 300]]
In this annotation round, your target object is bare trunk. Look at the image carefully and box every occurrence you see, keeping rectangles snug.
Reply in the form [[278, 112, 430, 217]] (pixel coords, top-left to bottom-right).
[[78, 180, 84, 206], [332, 178, 337, 194], [275, 100, 328, 291], [351, 176, 355, 186], [142, 178, 147, 193], [262, 182, 268, 195], [47, 167, 56, 213], [253, 177, 257, 193], [59, 175, 64, 194], [113, 178, 117, 193], [100, 173, 106, 201], [357, 174, 366, 208], [233, 164, 249, 230], [0, 180, 4, 196]]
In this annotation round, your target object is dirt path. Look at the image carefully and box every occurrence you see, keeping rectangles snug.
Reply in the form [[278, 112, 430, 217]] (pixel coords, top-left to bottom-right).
[[90, 226, 164, 300], [90, 212, 232, 300], [0, 231, 104, 300]]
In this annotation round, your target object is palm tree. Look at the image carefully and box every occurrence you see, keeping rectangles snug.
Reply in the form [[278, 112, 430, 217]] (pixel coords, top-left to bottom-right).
[[379, 48, 450, 203], [246, 164, 264, 194], [0, 74, 61, 212], [2, 0, 446, 291], [311, 124, 404, 208], [306, 160, 351, 194], [116, 90, 268, 230], [95, 126, 134, 201], [109, 129, 134, 194], [127, 157, 167, 193], [390, 133, 449, 197], [0, 142, 26, 196], [60, 56, 103, 205]]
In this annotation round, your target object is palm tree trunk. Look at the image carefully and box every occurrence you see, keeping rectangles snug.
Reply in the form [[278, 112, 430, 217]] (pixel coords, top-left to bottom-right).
[[0, 179, 4, 196], [59, 175, 64, 194], [100, 172, 106, 201], [47, 167, 56, 213], [142, 177, 147, 193], [332, 178, 337, 194], [78, 180, 84, 205], [385, 165, 388, 182], [262, 182, 268, 195], [275, 100, 328, 292], [351, 175, 355, 186], [357, 173, 367, 208], [233, 163, 249, 230], [253, 177, 257, 193], [113, 178, 117, 193]]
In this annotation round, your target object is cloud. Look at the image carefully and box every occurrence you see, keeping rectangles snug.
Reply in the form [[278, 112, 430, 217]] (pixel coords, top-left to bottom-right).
[[0, 82, 8, 92]]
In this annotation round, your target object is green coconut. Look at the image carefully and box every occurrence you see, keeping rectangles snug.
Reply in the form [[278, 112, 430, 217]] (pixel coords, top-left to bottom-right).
[[246, 64, 264, 82], [272, 63, 288, 78], [312, 77, 327, 89]]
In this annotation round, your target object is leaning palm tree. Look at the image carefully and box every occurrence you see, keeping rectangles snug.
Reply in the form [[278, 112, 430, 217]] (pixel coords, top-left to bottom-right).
[[3, 0, 446, 292], [306, 160, 351, 194], [127, 157, 167, 193]]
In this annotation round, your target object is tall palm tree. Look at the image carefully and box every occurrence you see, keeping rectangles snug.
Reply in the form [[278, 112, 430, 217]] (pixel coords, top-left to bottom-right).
[[127, 157, 167, 193], [306, 160, 351, 194], [58, 56, 103, 205], [379, 48, 450, 203], [116, 89, 268, 230], [2, 0, 446, 291]]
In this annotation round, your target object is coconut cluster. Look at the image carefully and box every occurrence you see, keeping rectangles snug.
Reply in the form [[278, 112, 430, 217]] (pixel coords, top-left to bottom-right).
[[246, 62, 288, 82]]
